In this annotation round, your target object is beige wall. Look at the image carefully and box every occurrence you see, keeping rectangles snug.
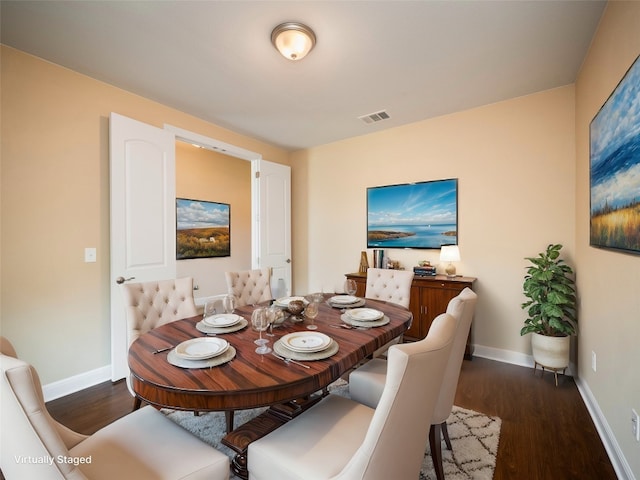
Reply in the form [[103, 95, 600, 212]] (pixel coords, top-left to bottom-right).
[[294, 86, 576, 361], [575, 2, 640, 477], [0, 46, 289, 384], [175, 142, 252, 298]]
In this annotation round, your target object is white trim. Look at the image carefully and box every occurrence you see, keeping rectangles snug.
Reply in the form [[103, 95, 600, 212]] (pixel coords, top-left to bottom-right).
[[472, 344, 575, 376], [575, 378, 635, 480], [42, 365, 111, 402], [164, 124, 262, 162]]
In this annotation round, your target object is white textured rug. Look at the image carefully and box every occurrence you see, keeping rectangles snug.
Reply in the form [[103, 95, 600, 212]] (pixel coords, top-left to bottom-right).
[[163, 382, 501, 480]]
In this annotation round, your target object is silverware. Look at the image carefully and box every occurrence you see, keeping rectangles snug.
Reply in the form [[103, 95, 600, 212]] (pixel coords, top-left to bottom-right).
[[271, 352, 310, 369], [329, 323, 355, 329], [152, 346, 173, 354]]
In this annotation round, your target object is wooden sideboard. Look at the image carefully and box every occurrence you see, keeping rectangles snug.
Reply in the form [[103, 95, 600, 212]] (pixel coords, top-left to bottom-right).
[[345, 272, 477, 358]]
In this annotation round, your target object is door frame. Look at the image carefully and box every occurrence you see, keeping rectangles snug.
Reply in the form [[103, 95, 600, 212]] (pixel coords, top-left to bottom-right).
[[164, 124, 263, 269]]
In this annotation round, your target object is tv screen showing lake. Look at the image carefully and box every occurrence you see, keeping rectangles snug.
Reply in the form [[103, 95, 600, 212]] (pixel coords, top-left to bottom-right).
[[368, 224, 457, 248], [367, 179, 458, 249]]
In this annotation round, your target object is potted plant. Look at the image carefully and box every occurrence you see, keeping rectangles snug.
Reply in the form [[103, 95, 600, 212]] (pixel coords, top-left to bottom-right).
[[520, 244, 577, 371]]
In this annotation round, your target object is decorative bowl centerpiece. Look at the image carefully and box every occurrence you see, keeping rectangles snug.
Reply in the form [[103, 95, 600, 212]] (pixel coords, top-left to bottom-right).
[[287, 300, 305, 322]]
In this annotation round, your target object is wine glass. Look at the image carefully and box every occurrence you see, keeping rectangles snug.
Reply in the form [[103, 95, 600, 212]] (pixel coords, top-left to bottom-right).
[[305, 301, 320, 330], [251, 308, 272, 354], [203, 300, 218, 320], [223, 294, 237, 315], [344, 279, 357, 297]]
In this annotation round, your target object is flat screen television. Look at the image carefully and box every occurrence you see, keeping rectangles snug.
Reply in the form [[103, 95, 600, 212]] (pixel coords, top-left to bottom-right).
[[367, 178, 458, 249]]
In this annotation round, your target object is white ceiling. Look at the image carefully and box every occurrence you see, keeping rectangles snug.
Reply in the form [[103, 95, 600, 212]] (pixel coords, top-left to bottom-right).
[[1, 1, 606, 151]]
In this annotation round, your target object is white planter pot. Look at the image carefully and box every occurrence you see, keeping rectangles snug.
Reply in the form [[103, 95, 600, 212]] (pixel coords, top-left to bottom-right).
[[531, 333, 570, 370]]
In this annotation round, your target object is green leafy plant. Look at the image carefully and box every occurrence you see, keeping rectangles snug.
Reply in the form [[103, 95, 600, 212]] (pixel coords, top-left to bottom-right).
[[520, 244, 577, 337]]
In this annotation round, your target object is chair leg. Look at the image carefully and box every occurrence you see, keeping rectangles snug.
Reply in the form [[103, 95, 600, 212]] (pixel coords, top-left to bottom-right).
[[225, 410, 235, 433], [429, 424, 445, 480], [441, 421, 452, 450], [132, 396, 142, 411]]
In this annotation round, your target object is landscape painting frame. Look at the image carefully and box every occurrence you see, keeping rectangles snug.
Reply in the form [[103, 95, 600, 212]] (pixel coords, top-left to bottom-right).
[[589, 54, 640, 255], [176, 198, 231, 259]]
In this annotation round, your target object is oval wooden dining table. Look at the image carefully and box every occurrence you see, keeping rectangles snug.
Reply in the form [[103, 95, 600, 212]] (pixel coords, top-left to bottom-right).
[[128, 295, 412, 479]]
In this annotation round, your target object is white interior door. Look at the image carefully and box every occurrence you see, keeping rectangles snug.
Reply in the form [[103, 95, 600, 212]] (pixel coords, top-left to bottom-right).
[[253, 160, 292, 298], [109, 112, 176, 381]]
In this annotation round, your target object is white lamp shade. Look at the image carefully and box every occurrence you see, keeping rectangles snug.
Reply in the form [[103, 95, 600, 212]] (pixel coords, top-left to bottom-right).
[[271, 22, 316, 61], [440, 245, 461, 262]]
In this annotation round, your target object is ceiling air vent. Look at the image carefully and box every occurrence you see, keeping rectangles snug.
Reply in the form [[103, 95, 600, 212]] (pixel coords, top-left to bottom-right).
[[358, 110, 390, 125]]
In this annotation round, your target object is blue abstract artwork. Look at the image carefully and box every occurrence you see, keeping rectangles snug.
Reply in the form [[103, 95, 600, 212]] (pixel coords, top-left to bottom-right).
[[590, 55, 640, 254]]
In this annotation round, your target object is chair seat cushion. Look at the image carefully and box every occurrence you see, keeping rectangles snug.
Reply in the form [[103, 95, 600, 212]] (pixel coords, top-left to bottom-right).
[[349, 358, 388, 408], [70, 406, 229, 480], [248, 395, 374, 480]]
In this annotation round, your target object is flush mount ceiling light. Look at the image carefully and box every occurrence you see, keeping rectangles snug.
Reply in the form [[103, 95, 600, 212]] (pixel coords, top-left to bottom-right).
[[271, 22, 316, 61]]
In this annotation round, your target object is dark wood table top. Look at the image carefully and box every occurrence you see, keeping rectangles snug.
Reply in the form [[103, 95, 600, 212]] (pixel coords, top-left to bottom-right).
[[128, 296, 412, 412]]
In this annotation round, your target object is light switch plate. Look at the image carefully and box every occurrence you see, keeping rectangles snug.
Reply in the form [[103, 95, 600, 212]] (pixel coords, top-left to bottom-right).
[[84, 247, 97, 263]]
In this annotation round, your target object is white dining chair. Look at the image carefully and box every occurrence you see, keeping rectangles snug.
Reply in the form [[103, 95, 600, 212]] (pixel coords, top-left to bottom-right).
[[349, 287, 478, 480], [364, 267, 414, 357], [1, 344, 230, 480], [225, 268, 272, 306], [121, 277, 198, 409], [247, 312, 457, 480]]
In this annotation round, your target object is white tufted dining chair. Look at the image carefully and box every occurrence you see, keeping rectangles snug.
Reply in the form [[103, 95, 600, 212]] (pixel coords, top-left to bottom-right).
[[364, 268, 414, 357], [247, 313, 457, 480], [1, 342, 230, 480], [349, 287, 478, 480], [364, 267, 414, 308], [225, 268, 272, 306], [121, 277, 198, 409]]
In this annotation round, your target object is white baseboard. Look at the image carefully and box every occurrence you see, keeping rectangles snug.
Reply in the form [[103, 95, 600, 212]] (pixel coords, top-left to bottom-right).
[[472, 344, 575, 376], [42, 365, 112, 402], [575, 377, 635, 480]]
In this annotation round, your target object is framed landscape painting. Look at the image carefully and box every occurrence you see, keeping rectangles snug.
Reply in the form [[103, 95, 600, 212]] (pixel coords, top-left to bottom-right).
[[590, 54, 640, 255], [176, 198, 230, 259]]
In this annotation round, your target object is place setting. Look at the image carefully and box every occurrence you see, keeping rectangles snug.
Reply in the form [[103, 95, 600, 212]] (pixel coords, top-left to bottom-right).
[[326, 279, 365, 309], [273, 331, 339, 361], [340, 307, 390, 328], [196, 295, 248, 335], [167, 337, 236, 369]]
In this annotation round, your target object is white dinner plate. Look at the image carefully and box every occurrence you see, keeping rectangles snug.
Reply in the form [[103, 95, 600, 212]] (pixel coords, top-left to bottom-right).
[[346, 308, 384, 322], [203, 313, 242, 328], [280, 332, 332, 353], [329, 295, 359, 305], [174, 337, 229, 360], [274, 296, 308, 308]]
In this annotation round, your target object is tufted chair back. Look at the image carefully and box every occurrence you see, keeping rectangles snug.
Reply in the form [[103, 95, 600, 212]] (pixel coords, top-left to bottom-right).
[[121, 277, 198, 348], [225, 268, 272, 307], [364, 268, 414, 308]]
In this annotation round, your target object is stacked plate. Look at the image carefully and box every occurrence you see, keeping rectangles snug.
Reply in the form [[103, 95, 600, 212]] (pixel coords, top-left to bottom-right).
[[274, 331, 339, 361], [274, 296, 308, 308], [328, 295, 364, 308], [196, 313, 247, 335], [342, 308, 389, 328], [167, 337, 236, 368]]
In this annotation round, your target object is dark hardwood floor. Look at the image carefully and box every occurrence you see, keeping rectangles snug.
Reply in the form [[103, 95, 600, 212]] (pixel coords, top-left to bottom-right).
[[42, 357, 617, 480]]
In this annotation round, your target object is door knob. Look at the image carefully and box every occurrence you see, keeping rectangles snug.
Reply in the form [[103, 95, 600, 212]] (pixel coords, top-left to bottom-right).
[[116, 276, 135, 285], [286, 259, 291, 264]]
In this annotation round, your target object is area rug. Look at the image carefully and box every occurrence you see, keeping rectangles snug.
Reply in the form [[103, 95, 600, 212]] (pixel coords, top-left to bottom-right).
[[163, 381, 501, 480]]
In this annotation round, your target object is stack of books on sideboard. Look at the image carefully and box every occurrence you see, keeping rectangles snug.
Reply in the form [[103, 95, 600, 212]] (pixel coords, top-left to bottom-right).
[[413, 265, 437, 276]]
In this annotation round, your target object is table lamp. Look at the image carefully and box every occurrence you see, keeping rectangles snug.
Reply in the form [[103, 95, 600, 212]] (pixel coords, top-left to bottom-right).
[[440, 245, 460, 277]]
